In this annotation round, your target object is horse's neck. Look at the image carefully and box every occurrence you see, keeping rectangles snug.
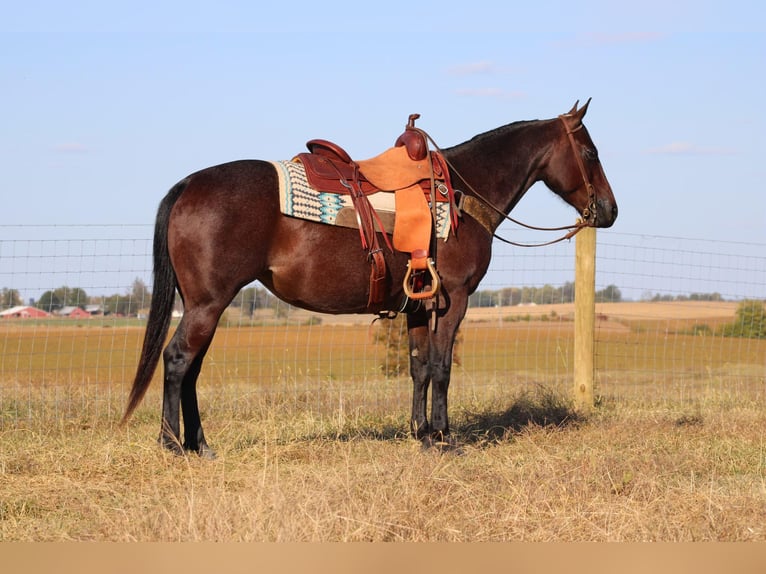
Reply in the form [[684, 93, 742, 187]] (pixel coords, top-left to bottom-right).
[[444, 119, 554, 215]]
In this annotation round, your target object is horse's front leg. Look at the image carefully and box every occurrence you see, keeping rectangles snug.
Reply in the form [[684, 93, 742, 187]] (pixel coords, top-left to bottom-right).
[[407, 313, 431, 438], [429, 363, 451, 438], [428, 296, 467, 442]]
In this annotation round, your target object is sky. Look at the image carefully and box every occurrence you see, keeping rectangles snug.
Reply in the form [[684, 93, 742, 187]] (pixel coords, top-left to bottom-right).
[[1, 1, 764, 300]]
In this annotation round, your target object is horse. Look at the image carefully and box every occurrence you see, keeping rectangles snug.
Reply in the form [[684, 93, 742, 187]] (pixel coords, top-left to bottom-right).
[[121, 100, 617, 458]]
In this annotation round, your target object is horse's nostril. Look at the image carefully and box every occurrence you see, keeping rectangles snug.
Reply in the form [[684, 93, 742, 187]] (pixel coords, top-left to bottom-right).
[[596, 201, 618, 227]]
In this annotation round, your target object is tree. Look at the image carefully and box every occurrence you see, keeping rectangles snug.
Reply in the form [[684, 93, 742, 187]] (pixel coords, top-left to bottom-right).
[[91, 279, 154, 317], [129, 278, 151, 314], [722, 300, 766, 339], [99, 293, 133, 316], [373, 315, 463, 376], [374, 314, 410, 377], [37, 290, 61, 312], [596, 284, 622, 303], [1, 288, 22, 309], [561, 281, 575, 303], [230, 286, 277, 317], [36, 286, 88, 312], [468, 290, 498, 307], [468, 283, 580, 308]]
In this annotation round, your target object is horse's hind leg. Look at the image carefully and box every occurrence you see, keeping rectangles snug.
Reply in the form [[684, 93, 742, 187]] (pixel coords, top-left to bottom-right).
[[181, 339, 215, 458], [160, 304, 222, 457]]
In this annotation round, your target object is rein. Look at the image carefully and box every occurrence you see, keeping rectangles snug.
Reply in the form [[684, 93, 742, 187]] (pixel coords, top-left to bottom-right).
[[417, 115, 598, 248]]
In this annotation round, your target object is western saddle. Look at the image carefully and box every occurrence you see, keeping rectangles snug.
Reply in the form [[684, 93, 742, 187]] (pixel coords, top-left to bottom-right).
[[294, 114, 454, 308]]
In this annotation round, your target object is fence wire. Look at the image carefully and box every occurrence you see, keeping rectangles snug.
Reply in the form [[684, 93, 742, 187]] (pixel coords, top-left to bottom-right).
[[1, 225, 764, 428]]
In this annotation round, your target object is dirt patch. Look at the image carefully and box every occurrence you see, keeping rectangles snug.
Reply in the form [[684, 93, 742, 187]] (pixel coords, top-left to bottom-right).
[[464, 301, 739, 323], [236, 301, 740, 328]]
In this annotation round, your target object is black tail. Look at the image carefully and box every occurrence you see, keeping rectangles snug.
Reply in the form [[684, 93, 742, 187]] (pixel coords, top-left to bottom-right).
[[120, 180, 188, 425]]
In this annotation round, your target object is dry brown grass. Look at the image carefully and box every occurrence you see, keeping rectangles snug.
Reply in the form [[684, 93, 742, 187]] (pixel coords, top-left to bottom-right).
[[1, 301, 764, 541], [2, 387, 765, 541]]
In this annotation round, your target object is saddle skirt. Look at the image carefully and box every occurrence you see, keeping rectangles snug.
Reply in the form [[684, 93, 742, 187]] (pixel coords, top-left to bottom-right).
[[271, 158, 452, 240]]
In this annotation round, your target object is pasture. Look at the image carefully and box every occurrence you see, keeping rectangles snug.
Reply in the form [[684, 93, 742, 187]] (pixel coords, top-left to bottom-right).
[[1, 302, 765, 541]]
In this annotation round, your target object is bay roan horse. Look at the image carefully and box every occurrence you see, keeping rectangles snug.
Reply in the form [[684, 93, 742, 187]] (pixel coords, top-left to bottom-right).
[[121, 100, 617, 457]]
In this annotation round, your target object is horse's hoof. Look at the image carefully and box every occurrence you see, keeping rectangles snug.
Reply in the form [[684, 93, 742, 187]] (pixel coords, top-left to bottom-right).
[[159, 438, 186, 457], [410, 422, 432, 441], [183, 442, 217, 460], [197, 444, 217, 460], [420, 433, 461, 453]]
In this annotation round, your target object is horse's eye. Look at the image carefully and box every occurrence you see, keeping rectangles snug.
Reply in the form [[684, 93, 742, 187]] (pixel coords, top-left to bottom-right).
[[583, 148, 598, 161]]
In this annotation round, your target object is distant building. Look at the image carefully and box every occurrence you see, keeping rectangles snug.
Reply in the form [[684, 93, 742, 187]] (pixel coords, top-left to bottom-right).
[[0, 306, 51, 319], [58, 306, 91, 318]]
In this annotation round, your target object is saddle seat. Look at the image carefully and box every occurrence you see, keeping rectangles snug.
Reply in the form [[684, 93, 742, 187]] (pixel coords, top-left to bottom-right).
[[302, 111, 427, 174], [299, 142, 446, 198]]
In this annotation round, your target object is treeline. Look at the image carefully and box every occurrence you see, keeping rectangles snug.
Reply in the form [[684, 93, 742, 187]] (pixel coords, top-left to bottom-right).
[[468, 285, 730, 308], [644, 292, 724, 302], [4, 280, 725, 315], [2, 283, 282, 317], [468, 282, 623, 307], [1, 279, 153, 316], [5, 281, 762, 343], [228, 286, 279, 315]]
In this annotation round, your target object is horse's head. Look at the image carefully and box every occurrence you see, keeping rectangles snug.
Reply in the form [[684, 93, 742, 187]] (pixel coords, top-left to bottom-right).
[[544, 99, 618, 228]]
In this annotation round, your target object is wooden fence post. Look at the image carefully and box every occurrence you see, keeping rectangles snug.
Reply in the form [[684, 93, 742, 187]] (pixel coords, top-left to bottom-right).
[[574, 226, 596, 412]]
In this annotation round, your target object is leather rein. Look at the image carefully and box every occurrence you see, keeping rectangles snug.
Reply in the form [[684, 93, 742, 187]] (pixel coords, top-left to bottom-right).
[[421, 114, 598, 248]]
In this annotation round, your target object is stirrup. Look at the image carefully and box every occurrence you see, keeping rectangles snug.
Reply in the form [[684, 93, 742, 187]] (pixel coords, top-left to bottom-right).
[[402, 258, 441, 300]]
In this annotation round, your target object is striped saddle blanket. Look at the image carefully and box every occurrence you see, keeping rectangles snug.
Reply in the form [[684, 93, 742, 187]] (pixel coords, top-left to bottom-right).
[[271, 159, 451, 240]]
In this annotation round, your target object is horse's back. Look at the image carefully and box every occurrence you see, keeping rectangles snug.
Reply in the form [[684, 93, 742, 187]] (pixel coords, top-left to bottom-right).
[[165, 159, 382, 312], [164, 160, 280, 299], [184, 159, 278, 197]]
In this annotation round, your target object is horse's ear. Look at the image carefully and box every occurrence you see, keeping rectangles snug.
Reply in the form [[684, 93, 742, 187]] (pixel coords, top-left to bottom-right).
[[573, 97, 592, 121], [567, 100, 580, 115]]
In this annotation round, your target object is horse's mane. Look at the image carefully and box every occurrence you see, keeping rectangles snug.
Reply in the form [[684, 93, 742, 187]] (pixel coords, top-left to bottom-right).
[[445, 119, 544, 153]]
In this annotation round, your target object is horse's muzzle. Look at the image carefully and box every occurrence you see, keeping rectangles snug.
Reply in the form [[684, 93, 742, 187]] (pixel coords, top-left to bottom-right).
[[596, 200, 618, 228]]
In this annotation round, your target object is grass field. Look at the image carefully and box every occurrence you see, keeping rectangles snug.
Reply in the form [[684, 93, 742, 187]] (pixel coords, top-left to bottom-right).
[[1, 302, 764, 541], [1, 387, 764, 541]]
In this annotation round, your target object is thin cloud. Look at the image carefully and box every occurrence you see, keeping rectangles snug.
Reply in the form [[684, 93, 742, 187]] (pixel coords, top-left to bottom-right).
[[448, 61, 497, 76], [53, 143, 89, 154], [454, 88, 526, 99], [585, 32, 664, 45], [645, 141, 736, 156], [553, 32, 664, 49]]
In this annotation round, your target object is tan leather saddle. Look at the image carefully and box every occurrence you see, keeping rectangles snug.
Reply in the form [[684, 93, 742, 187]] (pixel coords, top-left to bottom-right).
[[294, 114, 453, 308]]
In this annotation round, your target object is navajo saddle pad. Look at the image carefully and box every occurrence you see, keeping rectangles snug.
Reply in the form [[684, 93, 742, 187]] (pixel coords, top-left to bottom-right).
[[271, 158, 451, 240]]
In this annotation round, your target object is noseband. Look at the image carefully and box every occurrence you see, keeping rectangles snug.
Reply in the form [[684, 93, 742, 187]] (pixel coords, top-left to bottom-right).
[[558, 115, 598, 226]]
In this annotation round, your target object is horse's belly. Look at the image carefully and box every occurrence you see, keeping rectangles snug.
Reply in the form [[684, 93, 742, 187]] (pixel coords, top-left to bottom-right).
[[265, 257, 384, 314]]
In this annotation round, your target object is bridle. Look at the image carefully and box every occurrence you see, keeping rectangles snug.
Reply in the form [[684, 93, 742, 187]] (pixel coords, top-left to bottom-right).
[[559, 115, 599, 228], [392, 114, 602, 328], [422, 114, 600, 248]]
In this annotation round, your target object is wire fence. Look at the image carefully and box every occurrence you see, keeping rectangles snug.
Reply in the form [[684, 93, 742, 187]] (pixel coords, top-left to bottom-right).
[[1, 224, 764, 429]]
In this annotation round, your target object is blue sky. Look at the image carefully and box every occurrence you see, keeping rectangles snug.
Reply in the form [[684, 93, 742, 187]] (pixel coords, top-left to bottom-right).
[[1, 2, 764, 250]]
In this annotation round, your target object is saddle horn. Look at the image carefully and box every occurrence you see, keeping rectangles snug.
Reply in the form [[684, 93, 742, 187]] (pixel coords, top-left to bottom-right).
[[395, 113, 428, 161]]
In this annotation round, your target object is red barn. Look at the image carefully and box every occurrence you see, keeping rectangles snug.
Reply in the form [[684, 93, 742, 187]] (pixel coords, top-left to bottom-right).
[[58, 306, 91, 318], [0, 306, 51, 319]]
